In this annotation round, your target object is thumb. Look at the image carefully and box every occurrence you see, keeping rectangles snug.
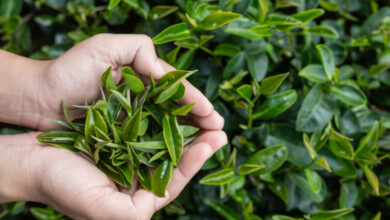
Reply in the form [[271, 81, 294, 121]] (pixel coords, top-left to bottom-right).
[[86, 33, 166, 79]]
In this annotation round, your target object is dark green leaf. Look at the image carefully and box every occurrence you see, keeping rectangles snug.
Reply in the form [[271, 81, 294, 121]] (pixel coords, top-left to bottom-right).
[[311, 208, 354, 220], [299, 64, 329, 84], [330, 84, 367, 106], [123, 108, 142, 141], [253, 89, 297, 119], [316, 44, 335, 80], [244, 145, 288, 175]]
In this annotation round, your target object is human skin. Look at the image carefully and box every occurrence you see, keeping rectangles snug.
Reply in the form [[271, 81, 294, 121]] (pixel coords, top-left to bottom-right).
[[0, 34, 227, 219]]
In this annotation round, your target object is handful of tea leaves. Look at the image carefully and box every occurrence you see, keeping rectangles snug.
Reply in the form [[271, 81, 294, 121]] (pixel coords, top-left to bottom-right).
[[37, 66, 199, 197]]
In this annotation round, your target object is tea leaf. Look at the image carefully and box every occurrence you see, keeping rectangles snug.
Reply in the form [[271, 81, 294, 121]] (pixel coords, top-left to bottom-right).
[[243, 145, 288, 175], [259, 73, 289, 95], [291, 9, 324, 22], [152, 160, 174, 197], [163, 114, 183, 166], [253, 89, 297, 119], [172, 102, 195, 116], [200, 168, 235, 185], [330, 84, 367, 106], [316, 44, 335, 80], [311, 208, 354, 220], [299, 64, 330, 83], [100, 66, 117, 93], [123, 108, 142, 141], [152, 22, 190, 44], [363, 165, 380, 196], [237, 164, 265, 175], [200, 12, 242, 30]]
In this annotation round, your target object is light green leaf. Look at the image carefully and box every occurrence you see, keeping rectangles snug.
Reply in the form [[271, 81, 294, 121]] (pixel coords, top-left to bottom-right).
[[163, 114, 183, 166], [152, 160, 174, 197], [258, 0, 268, 23], [303, 133, 317, 159], [152, 23, 190, 44], [304, 169, 322, 193], [172, 103, 195, 116], [259, 73, 289, 95], [204, 199, 240, 220], [237, 164, 265, 175], [200, 11, 242, 30], [291, 9, 325, 22], [311, 208, 354, 220], [306, 26, 339, 38], [108, 0, 121, 10], [200, 168, 235, 185], [149, 5, 178, 20], [236, 84, 253, 103], [363, 165, 380, 196]]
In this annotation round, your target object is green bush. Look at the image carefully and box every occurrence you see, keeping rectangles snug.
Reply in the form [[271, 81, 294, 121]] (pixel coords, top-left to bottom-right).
[[1, 0, 390, 219]]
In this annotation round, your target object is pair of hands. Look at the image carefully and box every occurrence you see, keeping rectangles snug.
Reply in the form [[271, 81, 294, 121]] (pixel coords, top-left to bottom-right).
[[0, 34, 227, 219]]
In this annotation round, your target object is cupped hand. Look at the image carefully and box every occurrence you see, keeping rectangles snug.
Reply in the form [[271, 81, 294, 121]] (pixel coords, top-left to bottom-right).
[[36, 34, 223, 131], [1, 130, 227, 220]]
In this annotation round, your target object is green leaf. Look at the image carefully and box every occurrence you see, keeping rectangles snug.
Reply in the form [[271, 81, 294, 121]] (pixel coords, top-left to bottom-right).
[[296, 85, 334, 132], [246, 52, 269, 82], [330, 84, 367, 106], [108, 0, 121, 10], [253, 89, 297, 119], [137, 166, 152, 191], [204, 199, 240, 220], [237, 164, 265, 175], [100, 66, 117, 93], [268, 179, 289, 204], [259, 73, 289, 95], [328, 136, 354, 160], [152, 160, 174, 197], [180, 125, 199, 137], [291, 9, 325, 22], [311, 208, 354, 220], [37, 130, 79, 152], [339, 182, 358, 208], [149, 5, 178, 20], [213, 43, 240, 57], [304, 169, 322, 193], [244, 145, 288, 175], [316, 44, 335, 80], [127, 141, 166, 151], [258, 0, 268, 23], [200, 168, 235, 185], [303, 133, 317, 159], [236, 84, 253, 103], [74, 135, 93, 157], [369, 64, 389, 76], [272, 215, 303, 220], [122, 70, 144, 94], [199, 11, 242, 30], [288, 172, 325, 203], [356, 121, 381, 157], [110, 89, 131, 114], [250, 25, 272, 38], [123, 108, 142, 141], [305, 26, 339, 38], [299, 64, 329, 84], [163, 114, 183, 166], [315, 157, 332, 172], [172, 103, 195, 116], [152, 23, 190, 44], [149, 150, 167, 163], [118, 162, 134, 188], [175, 49, 196, 70], [85, 108, 108, 144], [266, 14, 302, 26], [223, 52, 246, 79], [363, 165, 380, 196], [61, 100, 82, 132], [157, 70, 197, 88], [0, 0, 22, 17], [155, 83, 180, 104]]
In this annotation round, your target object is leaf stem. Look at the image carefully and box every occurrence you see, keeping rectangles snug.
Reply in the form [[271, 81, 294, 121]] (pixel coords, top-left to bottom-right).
[[248, 105, 253, 129]]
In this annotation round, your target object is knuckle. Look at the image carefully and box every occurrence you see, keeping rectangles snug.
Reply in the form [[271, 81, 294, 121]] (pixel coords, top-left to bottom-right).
[[137, 34, 153, 46]]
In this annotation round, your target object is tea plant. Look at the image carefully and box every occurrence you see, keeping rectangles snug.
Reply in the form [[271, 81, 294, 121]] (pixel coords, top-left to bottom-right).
[[1, 0, 390, 219]]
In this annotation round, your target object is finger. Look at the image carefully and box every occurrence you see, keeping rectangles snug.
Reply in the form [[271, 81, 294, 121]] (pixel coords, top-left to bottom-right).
[[190, 110, 225, 131], [87, 34, 166, 79], [158, 59, 214, 118], [157, 131, 228, 209]]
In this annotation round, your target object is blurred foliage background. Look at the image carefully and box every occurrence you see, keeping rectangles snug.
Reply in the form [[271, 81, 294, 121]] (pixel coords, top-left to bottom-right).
[[1, 0, 390, 219]]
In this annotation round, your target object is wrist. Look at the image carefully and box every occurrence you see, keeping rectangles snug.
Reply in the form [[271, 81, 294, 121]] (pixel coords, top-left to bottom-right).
[[0, 133, 43, 203], [0, 50, 51, 129]]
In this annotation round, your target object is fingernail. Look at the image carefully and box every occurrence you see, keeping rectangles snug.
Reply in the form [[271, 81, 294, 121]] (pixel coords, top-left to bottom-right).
[[154, 60, 165, 79]]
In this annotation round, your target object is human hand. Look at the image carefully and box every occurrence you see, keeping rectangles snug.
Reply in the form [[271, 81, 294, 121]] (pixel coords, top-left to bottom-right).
[[0, 130, 227, 219], [34, 34, 223, 131]]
